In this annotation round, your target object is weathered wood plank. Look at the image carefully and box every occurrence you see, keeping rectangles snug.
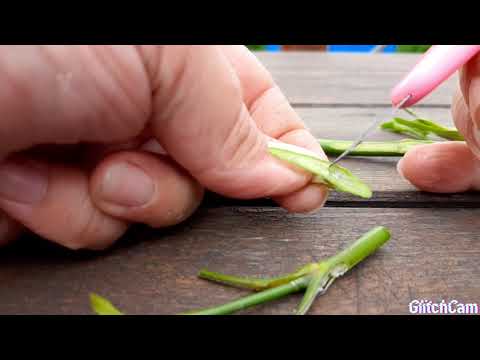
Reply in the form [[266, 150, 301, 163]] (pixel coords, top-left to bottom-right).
[[256, 53, 458, 106], [296, 106, 455, 140], [1, 207, 479, 315]]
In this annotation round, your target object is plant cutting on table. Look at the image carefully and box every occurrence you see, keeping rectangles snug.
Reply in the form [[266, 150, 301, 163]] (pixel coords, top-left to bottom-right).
[[91, 226, 391, 315], [89, 142, 389, 315], [90, 46, 477, 315], [87, 111, 460, 315]]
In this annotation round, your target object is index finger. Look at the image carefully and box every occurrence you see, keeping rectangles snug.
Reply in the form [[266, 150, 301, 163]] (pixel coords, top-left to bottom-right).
[[221, 45, 329, 212]]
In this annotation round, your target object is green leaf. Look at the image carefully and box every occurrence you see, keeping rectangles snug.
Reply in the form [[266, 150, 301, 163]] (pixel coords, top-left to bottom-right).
[[267, 141, 372, 199], [89, 293, 124, 315]]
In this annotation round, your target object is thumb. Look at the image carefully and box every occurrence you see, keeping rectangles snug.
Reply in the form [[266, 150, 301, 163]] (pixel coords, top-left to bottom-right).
[[396, 86, 480, 193], [147, 45, 312, 199], [458, 56, 480, 158]]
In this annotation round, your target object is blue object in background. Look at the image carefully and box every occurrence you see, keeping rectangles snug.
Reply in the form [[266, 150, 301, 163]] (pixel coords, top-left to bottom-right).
[[265, 45, 397, 52], [327, 45, 397, 53], [266, 45, 281, 52], [264, 45, 397, 52]]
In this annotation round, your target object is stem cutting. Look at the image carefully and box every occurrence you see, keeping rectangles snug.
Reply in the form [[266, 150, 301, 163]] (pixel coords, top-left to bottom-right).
[[184, 226, 390, 315], [267, 141, 372, 199], [89, 227, 391, 315]]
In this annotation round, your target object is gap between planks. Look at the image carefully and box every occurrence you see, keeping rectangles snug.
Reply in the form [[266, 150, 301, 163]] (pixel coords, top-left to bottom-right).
[[202, 192, 480, 210]]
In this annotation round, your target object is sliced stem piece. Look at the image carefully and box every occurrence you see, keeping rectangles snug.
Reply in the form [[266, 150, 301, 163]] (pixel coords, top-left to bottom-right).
[[295, 226, 390, 315], [190, 227, 391, 315], [296, 268, 330, 315], [267, 141, 372, 199]]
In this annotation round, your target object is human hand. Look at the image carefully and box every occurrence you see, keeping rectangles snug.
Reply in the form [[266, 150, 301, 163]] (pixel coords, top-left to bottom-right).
[[0, 45, 328, 250], [397, 54, 480, 193]]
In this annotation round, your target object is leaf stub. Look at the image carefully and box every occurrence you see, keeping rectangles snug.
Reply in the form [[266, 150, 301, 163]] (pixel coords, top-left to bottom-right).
[[267, 142, 372, 199], [89, 293, 123, 315]]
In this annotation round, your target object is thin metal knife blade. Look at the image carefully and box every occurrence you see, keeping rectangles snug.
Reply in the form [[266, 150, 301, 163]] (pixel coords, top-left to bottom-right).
[[329, 94, 412, 166]]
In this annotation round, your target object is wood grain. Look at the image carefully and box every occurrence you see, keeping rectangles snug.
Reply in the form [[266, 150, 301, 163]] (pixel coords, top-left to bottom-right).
[[256, 52, 457, 106], [1, 207, 479, 315]]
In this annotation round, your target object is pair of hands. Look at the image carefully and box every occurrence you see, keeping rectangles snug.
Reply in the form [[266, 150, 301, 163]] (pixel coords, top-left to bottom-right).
[[0, 45, 478, 250]]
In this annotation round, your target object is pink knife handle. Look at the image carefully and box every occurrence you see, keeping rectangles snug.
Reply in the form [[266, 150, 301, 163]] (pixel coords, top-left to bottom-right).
[[391, 45, 480, 108]]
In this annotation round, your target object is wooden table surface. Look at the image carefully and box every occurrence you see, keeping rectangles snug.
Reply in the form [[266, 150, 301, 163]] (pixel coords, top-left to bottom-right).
[[1, 53, 479, 315]]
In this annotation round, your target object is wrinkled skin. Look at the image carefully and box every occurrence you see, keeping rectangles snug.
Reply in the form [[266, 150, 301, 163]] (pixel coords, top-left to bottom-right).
[[0, 45, 329, 250]]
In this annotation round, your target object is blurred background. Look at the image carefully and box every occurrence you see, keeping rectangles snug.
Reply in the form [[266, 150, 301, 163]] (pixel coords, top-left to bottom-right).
[[247, 45, 431, 53]]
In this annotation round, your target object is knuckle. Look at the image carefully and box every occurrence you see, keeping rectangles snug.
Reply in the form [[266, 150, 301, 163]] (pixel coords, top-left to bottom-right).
[[63, 195, 119, 251], [220, 105, 264, 171]]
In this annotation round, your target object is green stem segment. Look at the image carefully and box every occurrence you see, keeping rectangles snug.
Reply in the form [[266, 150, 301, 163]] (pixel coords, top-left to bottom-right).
[[381, 118, 464, 141], [319, 139, 436, 157], [188, 226, 391, 315], [198, 263, 320, 291], [267, 141, 372, 199], [324, 226, 390, 270], [182, 276, 311, 315]]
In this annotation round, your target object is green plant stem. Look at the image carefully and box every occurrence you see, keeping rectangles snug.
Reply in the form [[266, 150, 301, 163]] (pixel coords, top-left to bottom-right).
[[319, 139, 436, 156], [198, 263, 320, 291], [188, 226, 390, 315], [182, 276, 311, 315], [295, 226, 390, 315], [324, 226, 390, 270], [268, 141, 372, 199]]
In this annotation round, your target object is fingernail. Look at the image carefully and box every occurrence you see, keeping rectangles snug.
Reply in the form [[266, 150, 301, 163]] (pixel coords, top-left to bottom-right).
[[397, 158, 406, 179], [100, 162, 154, 207], [0, 158, 48, 204]]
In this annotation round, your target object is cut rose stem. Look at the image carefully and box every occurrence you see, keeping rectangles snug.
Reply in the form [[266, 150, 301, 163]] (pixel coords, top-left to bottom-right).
[[184, 227, 390, 315]]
